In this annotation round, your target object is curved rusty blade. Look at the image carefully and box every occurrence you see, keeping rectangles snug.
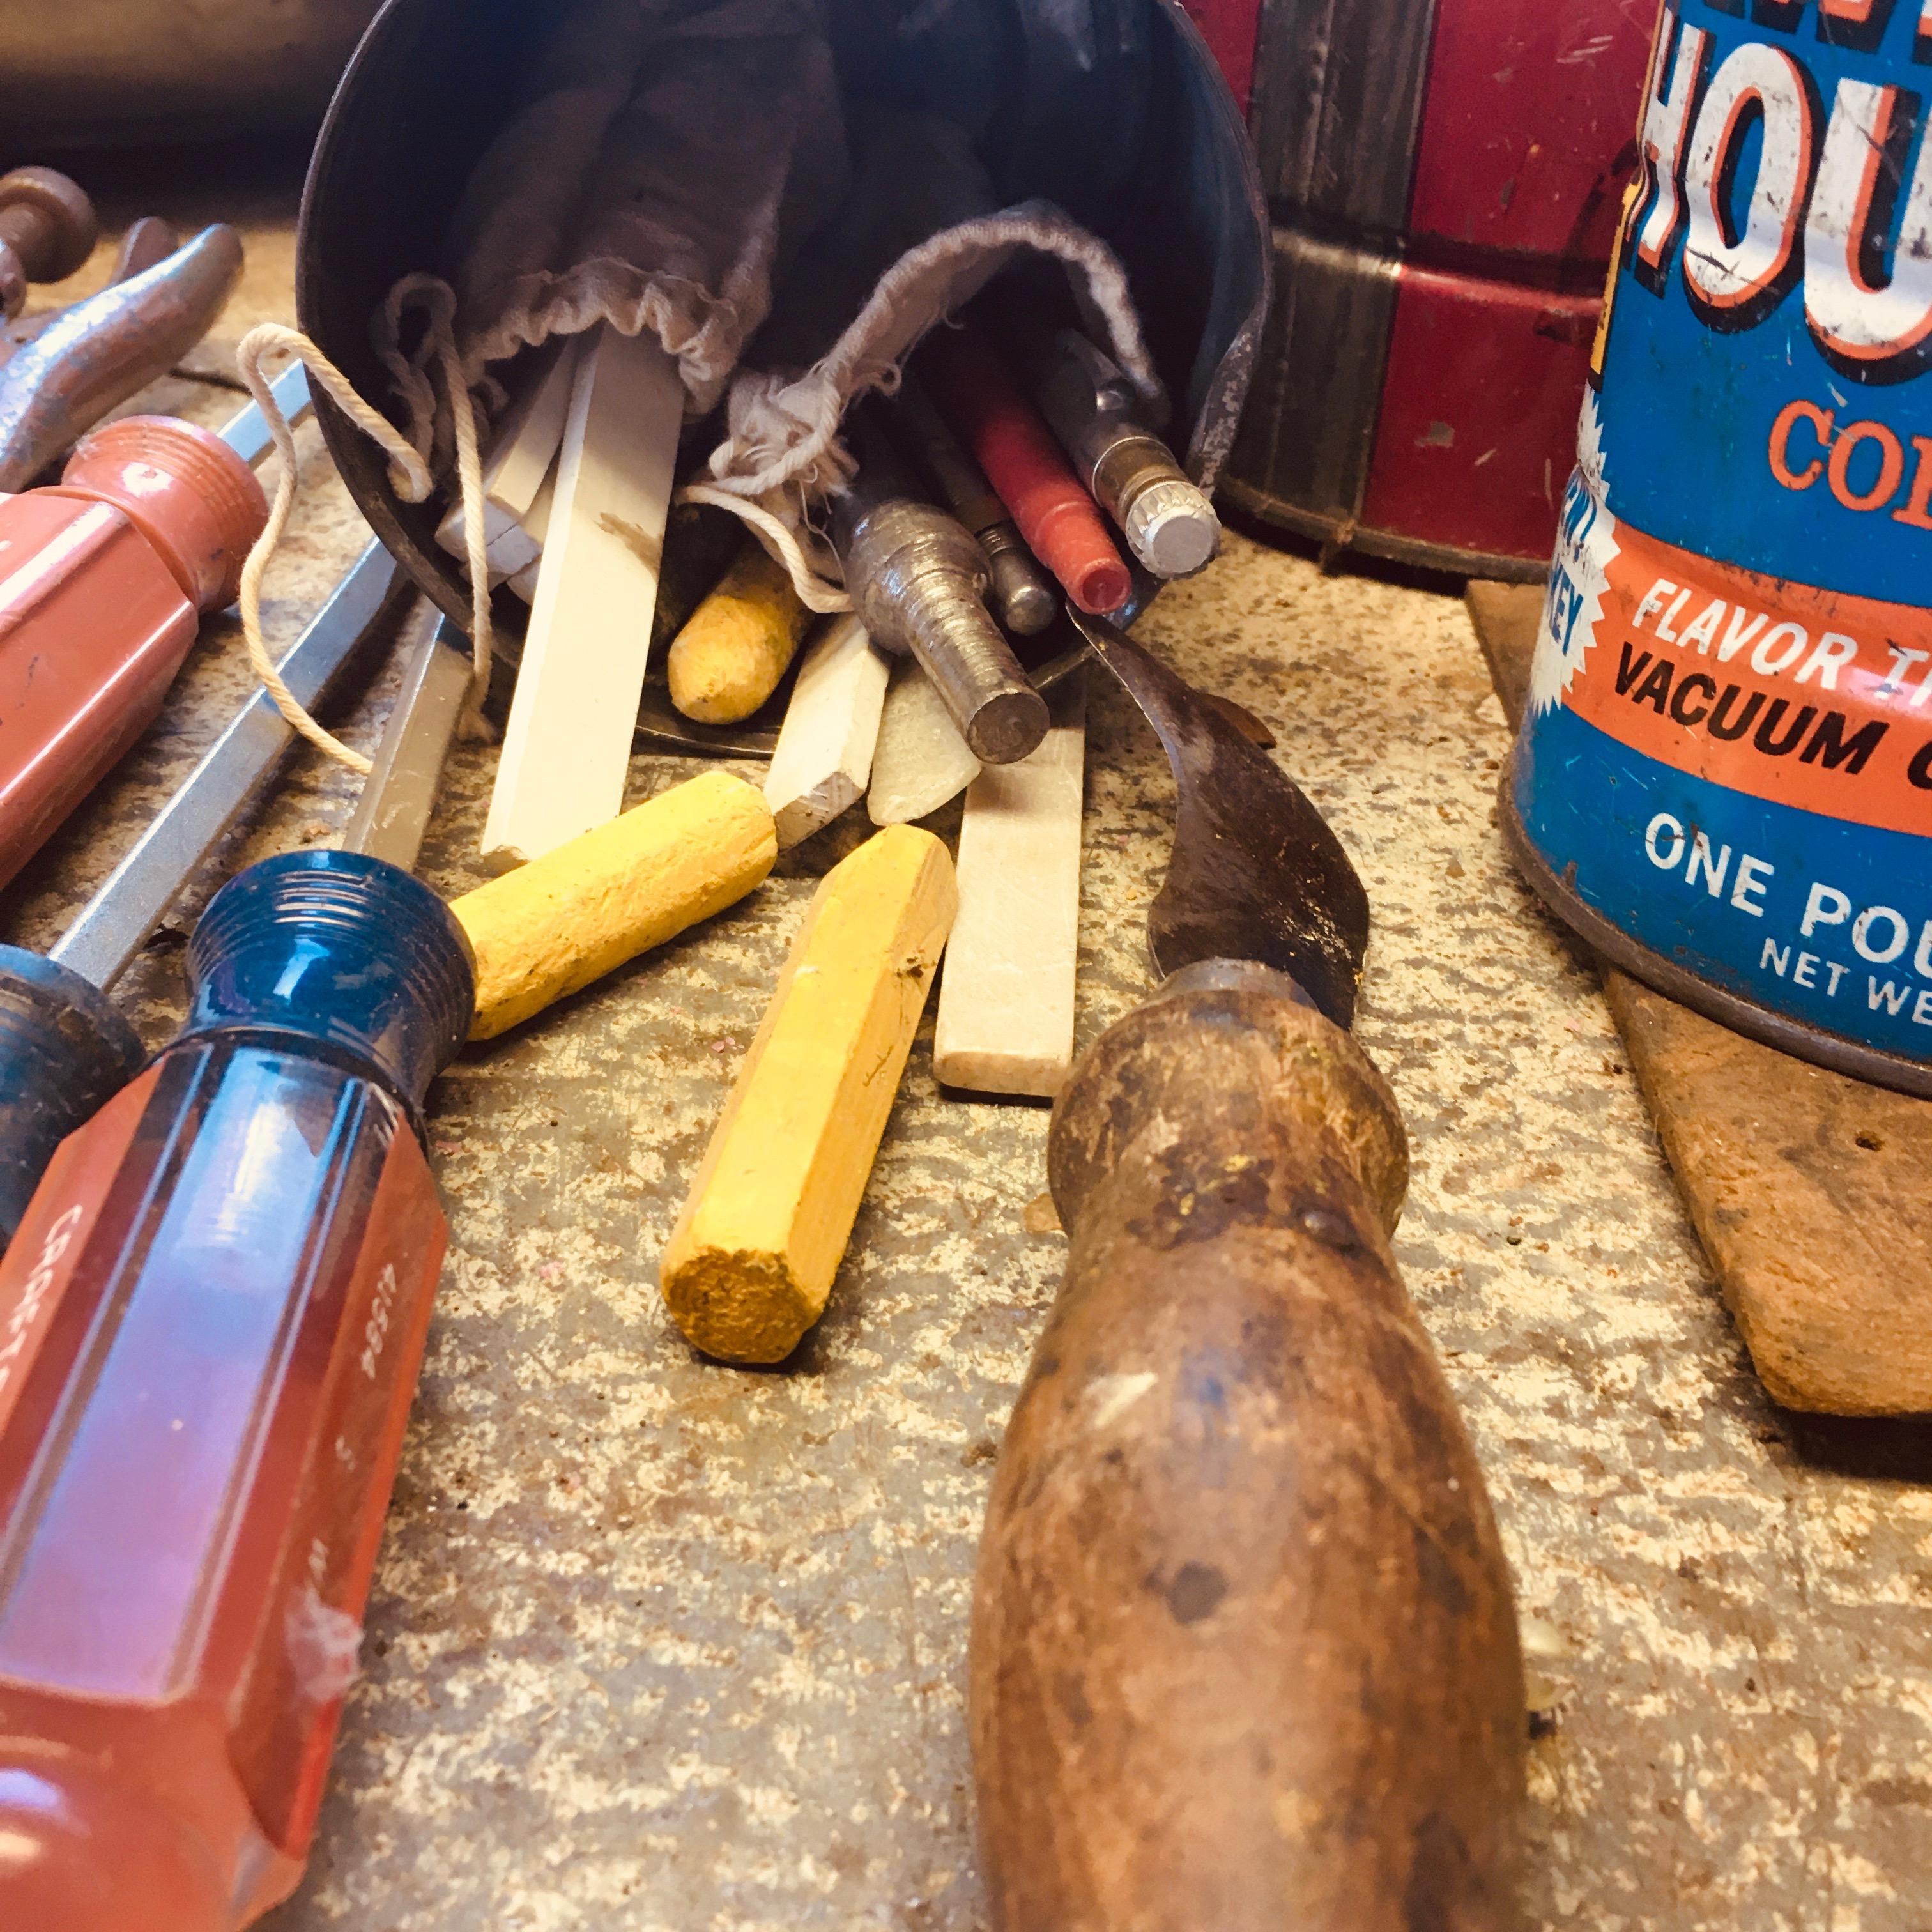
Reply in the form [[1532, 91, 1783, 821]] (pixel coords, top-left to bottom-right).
[[0, 224, 242, 490], [1071, 609, 1369, 1029]]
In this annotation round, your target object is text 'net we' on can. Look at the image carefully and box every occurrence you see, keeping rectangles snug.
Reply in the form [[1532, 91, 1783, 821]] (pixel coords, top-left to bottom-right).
[[1508, 0, 1932, 1097]]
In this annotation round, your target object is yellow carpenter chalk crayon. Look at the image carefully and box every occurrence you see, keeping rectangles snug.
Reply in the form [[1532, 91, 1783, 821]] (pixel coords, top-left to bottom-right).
[[452, 769, 776, 1041], [666, 542, 812, 724], [660, 824, 957, 1362]]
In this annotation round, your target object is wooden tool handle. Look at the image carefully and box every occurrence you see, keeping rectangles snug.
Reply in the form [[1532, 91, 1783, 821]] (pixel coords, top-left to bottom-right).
[[971, 967, 1524, 1932]]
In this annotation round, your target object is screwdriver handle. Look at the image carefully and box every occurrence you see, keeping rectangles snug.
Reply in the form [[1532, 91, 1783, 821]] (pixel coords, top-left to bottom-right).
[[0, 948, 144, 1248], [0, 414, 266, 900], [971, 967, 1524, 1932], [0, 224, 241, 491], [0, 851, 472, 1929]]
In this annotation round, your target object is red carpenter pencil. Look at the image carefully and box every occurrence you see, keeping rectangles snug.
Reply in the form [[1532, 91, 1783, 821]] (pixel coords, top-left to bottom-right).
[[917, 322, 1132, 615]]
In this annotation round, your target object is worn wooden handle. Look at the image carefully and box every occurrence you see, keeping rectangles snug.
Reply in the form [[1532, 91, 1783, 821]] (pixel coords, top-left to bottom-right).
[[971, 971, 1524, 1931]]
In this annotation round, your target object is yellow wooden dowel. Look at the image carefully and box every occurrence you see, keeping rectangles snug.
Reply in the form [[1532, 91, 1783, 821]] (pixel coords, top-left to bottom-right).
[[666, 542, 813, 724], [659, 824, 958, 1362], [452, 769, 776, 1041]]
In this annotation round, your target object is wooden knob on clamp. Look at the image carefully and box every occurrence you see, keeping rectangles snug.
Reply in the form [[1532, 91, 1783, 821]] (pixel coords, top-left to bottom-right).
[[0, 169, 98, 319]]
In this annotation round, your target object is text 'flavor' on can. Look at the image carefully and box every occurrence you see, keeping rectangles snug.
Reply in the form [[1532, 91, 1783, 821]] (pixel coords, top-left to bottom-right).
[[1508, 0, 1932, 1098]]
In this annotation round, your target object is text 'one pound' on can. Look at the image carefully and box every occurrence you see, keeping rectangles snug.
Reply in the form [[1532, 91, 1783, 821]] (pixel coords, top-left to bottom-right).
[[1508, 0, 1932, 1097]]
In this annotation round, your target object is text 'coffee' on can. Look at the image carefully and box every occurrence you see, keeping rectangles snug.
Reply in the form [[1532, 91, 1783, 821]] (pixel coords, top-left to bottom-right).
[[1508, 0, 1932, 1098]]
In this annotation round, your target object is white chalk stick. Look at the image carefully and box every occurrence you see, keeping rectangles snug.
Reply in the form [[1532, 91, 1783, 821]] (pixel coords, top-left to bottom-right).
[[437, 336, 581, 582], [762, 614, 890, 848], [482, 325, 684, 869], [933, 675, 1085, 1096], [867, 659, 982, 826]]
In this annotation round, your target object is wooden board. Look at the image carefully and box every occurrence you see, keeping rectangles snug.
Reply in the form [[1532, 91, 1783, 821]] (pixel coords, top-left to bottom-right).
[[762, 615, 890, 849], [933, 675, 1085, 1097], [482, 326, 682, 869], [504, 462, 556, 605], [1468, 580, 1932, 1415]]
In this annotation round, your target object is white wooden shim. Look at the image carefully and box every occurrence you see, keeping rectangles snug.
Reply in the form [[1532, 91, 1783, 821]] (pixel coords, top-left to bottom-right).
[[933, 675, 1085, 1097], [504, 461, 557, 604], [436, 335, 581, 581], [762, 614, 890, 848], [481, 326, 683, 868]]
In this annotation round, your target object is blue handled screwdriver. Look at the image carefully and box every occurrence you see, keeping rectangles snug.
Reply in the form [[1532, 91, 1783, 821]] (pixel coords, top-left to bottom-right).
[[0, 532, 408, 1244]]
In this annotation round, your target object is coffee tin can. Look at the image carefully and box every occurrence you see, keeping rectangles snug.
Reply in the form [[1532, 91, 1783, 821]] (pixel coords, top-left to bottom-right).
[[1508, 0, 1932, 1098]]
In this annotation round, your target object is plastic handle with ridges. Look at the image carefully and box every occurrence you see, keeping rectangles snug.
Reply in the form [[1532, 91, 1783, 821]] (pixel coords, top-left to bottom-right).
[[0, 850, 471, 1931], [970, 973, 1526, 1932]]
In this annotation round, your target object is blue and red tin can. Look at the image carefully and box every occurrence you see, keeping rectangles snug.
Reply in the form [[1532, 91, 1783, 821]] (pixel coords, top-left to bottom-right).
[[1509, 0, 1932, 1097]]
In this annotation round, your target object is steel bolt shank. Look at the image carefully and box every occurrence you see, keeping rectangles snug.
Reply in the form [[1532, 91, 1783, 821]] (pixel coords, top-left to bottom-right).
[[834, 407, 1049, 764], [893, 374, 1058, 636], [1029, 328, 1222, 579]]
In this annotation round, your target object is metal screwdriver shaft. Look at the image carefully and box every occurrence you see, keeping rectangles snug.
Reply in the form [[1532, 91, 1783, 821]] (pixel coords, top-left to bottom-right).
[[50, 537, 402, 988], [339, 611, 471, 872], [0, 528, 406, 1246], [222, 359, 311, 468]]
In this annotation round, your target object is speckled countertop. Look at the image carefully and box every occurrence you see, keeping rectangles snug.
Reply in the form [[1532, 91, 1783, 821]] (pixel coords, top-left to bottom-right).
[[11, 144, 1931, 1932]]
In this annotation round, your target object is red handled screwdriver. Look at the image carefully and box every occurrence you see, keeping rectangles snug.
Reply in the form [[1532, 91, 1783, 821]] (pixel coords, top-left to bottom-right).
[[0, 845, 473, 1929], [0, 361, 310, 892]]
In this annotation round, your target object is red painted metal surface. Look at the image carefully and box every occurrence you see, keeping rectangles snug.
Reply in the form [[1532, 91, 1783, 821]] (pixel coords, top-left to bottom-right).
[[1177, 0, 1261, 114], [1406, 1, 1652, 263], [1228, 0, 1657, 576], [1357, 0, 1655, 572], [1358, 270, 1601, 564]]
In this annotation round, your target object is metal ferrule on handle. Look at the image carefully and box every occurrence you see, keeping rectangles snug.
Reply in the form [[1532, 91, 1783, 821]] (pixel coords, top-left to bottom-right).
[[1030, 330, 1220, 579], [833, 406, 1048, 765], [836, 494, 1048, 765]]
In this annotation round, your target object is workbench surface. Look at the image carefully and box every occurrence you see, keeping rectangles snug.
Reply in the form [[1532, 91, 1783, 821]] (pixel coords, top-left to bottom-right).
[[19, 146, 1930, 1932]]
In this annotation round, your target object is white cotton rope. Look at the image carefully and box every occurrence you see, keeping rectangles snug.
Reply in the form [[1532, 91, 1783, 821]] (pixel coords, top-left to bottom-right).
[[233, 275, 495, 776], [673, 482, 854, 614]]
